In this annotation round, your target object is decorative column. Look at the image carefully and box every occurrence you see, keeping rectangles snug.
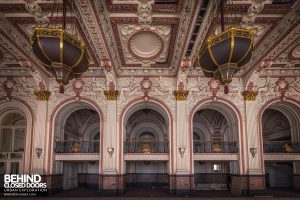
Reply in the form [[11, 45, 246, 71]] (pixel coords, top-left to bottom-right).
[[170, 58, 193, 196], [100, 85, 123, 195], [32, 85, 51, 174], [231, 84, 265, 196]]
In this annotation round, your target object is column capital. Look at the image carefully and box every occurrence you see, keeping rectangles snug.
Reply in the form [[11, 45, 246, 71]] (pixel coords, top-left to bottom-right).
[[104, 90, 119, 101], [34, 90, 51, 101], [173, 90, 189, 101], [242, 90, 258, 101]]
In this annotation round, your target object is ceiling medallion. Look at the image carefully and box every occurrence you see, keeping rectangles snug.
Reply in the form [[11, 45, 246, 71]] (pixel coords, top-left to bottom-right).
[[30, 0, 90, 93], [128, 31, 163, 60]]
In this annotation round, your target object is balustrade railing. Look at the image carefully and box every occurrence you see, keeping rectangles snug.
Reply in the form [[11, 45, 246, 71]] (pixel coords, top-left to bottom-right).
[[124, 141, 169, 153], [263, 141, 300, 153], [55, 141, 99, 153], [193, 141, 238, 153], [0, 152, 24, 159]]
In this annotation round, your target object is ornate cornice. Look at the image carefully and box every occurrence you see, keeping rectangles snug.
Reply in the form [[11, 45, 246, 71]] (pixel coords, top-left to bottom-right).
[[34, 90, 50, 101], [242, 90, 258, 101], [104, 90, 119, 101], [174, 90, 189, 101]]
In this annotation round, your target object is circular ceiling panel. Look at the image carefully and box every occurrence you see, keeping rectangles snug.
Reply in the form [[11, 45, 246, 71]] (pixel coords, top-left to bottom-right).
[[128, 31, 163, 60]]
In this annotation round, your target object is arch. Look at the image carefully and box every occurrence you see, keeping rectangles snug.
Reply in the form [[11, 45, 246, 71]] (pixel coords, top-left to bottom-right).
[[119, 97, 174, 174], [48, 97, 104, 174], [258, 98, 300, 174], [189, 97, 245, 174], [0, 98, 34, 173]]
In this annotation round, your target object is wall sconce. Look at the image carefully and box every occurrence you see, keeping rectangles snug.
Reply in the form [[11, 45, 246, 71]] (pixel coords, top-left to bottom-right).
[[179, 147, 185, 158], [107, 147, 114, 158], [35, 148, 43, 159], [250, 147, 257, 158]]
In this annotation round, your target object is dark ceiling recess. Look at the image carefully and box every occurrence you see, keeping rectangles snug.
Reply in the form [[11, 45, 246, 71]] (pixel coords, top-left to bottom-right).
[[185, 0, 209, 57], [272, 0, 292, 4], [155, 0, 178, 4]]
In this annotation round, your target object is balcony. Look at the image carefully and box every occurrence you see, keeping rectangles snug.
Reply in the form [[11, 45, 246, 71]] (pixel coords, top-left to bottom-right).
[[193, 141, 238, 153], [55, 141, 99, 153], [263, 141, 300, 153], [124, 141, 169, 153]]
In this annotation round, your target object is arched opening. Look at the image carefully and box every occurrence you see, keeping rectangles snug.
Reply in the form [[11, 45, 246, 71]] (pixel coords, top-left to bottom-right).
[[192, 102, 240, 191], [123, 102, 170, 196], [262, 101, 300, 190], [0, 112, 25, 174], [52, 101, 101, 191]]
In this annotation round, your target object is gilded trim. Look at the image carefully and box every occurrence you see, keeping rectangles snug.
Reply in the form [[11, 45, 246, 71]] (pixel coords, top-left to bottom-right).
[[207, 45, 219, 66], [104, 90, 119, 101], [242, 90, 258, 101], [34, 90, 51, 101], [173, 90, 189, 101]]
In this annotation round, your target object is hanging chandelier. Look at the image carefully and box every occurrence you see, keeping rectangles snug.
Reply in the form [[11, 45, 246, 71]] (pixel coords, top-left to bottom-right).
[[30, 0, 90, 93], [198, 1, 254, 93]]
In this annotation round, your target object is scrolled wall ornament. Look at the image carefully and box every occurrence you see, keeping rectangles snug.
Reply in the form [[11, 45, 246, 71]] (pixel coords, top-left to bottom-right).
[[3, 78, 16, 100], [72, 79, 84, 97], [140, 77, 152, 98], [276, 77, 289, 100]]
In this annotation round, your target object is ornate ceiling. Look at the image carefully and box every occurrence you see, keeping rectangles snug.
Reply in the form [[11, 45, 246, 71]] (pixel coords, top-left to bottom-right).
[[0, 0, 299, 81]]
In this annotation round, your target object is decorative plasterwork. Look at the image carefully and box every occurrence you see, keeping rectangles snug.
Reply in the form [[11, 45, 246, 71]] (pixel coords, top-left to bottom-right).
[[128, 31, 163, 60], [24, 0, 49, 25], [244, 4, 300, 80], [137, 0, 153, 30], [74, 0, 117, 83], [0, 77, 38, 112], [171, 0, 197, 74], [111, 17, 178, 70], [241, 0, 266, 29], [118, 24, 171, 67]]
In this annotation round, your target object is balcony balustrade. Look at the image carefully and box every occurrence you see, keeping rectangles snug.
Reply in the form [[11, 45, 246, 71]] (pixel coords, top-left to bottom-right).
[[193, 141, 238, 153], [124, 141, 169, 153], [0, 152, 24, 159], [55, 141, 99, 153], [263, 141, 300, 153]]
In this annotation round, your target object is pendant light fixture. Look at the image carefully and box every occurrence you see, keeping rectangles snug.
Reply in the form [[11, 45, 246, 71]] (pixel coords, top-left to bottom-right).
[[198, 0, 254, 94], [30, 0, 90, 93]]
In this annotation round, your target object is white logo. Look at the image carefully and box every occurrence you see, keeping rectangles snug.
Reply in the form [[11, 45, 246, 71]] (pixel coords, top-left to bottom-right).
[[4, 174, 47, 189]]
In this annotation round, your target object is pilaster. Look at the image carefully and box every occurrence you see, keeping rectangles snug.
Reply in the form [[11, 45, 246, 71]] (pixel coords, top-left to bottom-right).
[[31, 90, 50, 174]]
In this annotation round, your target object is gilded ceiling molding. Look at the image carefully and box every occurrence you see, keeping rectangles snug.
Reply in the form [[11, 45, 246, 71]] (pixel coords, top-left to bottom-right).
[[34, 90, 51, 101], [174, 90, 189, 101], [242, 90, 259, 101]]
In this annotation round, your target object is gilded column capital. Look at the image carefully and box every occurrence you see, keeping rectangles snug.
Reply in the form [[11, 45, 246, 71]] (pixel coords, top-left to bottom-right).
[[242, 90, 258, 101], [173, 90, 189, 101], [104, 90, 119, 101], [34, 90, 51, 101]]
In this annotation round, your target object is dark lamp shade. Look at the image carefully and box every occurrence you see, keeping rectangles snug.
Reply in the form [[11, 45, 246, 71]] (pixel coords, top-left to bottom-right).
[[198, 27, 254, 84], [31, 27, 90, 85]]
